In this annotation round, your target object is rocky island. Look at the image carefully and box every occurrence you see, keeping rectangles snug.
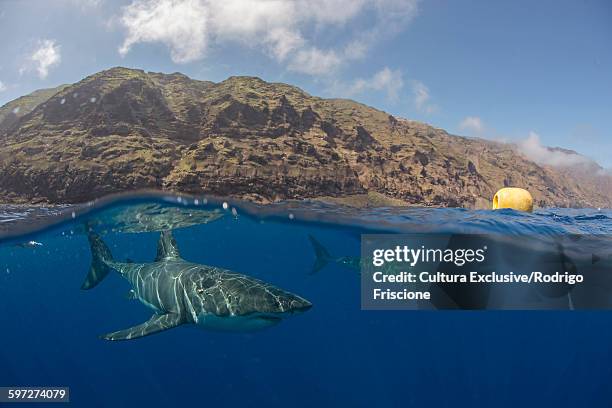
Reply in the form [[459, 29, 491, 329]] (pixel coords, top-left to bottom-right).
[[0, 67, 610, 208]]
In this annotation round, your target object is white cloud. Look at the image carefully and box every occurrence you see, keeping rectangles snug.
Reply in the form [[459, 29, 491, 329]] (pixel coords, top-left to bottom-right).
[[119, 0, 208, 64], [343, 40, 368, 60], [263, 28, 304, 61], [345, 67, 404, 100], [517, 131, 589, 168], [371, 68, 404, 100], [0, 81, 6, 92], [331, 68, 441, 109], [288, 48, 342, 75], [411, 80, 436, 114], [459, 116, 485, 135], [21, 39, 61, 79], [454, 119, 603, 169], [117, 0, 420, 73]]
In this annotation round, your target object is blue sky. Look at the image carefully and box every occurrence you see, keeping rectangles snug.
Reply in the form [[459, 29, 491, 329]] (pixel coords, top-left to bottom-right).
[[1, 0, 610, 166]]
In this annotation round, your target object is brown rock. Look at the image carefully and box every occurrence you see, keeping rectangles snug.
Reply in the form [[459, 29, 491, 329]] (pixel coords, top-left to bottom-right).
[[0, 67, 610, 208]]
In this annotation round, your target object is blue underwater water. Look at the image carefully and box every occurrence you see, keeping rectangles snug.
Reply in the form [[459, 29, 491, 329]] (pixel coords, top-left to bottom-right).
[[1, 196, 612, 408]]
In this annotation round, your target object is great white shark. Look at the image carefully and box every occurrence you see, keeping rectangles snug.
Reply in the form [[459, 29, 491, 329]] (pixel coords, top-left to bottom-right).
[[83, 230, 312, 341]]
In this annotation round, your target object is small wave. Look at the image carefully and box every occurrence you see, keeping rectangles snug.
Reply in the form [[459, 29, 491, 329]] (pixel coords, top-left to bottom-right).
[[574, 214, 610, 221]]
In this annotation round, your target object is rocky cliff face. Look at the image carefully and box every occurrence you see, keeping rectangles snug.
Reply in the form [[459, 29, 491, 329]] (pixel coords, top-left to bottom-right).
[[0, 67, 609, 208], [0, 85, 68, 134]]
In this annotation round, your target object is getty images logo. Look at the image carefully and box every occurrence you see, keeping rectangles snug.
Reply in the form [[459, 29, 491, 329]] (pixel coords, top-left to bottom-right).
[[372, 245, 488, 268]]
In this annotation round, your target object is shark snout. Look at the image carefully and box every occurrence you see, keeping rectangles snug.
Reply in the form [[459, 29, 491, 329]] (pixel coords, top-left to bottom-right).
[[288, 297, 312, 313], [259, 287, 312, 316]]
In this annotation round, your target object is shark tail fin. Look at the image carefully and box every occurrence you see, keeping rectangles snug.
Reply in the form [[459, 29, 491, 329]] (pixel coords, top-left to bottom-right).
[[81, 228, 114, 290], [308, 235, 333, 275]]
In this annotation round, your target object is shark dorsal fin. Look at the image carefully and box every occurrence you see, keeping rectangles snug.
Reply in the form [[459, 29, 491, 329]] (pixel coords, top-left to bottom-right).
[[155, 230, 181, 261]]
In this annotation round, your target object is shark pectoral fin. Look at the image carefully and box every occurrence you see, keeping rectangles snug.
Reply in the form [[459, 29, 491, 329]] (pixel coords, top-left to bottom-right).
[[101, 313, 184, 341]]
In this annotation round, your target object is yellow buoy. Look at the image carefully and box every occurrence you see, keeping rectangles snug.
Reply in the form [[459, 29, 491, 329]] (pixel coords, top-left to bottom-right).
[[492, 188, 534, 212]]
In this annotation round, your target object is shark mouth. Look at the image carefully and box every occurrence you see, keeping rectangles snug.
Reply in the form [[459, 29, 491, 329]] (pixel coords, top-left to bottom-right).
[[256, 315, 283, 322]]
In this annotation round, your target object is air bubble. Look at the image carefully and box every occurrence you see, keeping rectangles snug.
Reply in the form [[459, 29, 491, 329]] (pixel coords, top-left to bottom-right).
[[222, 202, 229, 210]]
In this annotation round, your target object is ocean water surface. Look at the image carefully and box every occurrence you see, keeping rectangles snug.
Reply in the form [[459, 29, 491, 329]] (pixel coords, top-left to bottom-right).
[[1, 195, 612, 407]]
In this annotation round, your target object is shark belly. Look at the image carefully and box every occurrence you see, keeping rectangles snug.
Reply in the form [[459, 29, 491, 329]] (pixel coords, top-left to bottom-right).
[[196, 312, 282, 332]]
